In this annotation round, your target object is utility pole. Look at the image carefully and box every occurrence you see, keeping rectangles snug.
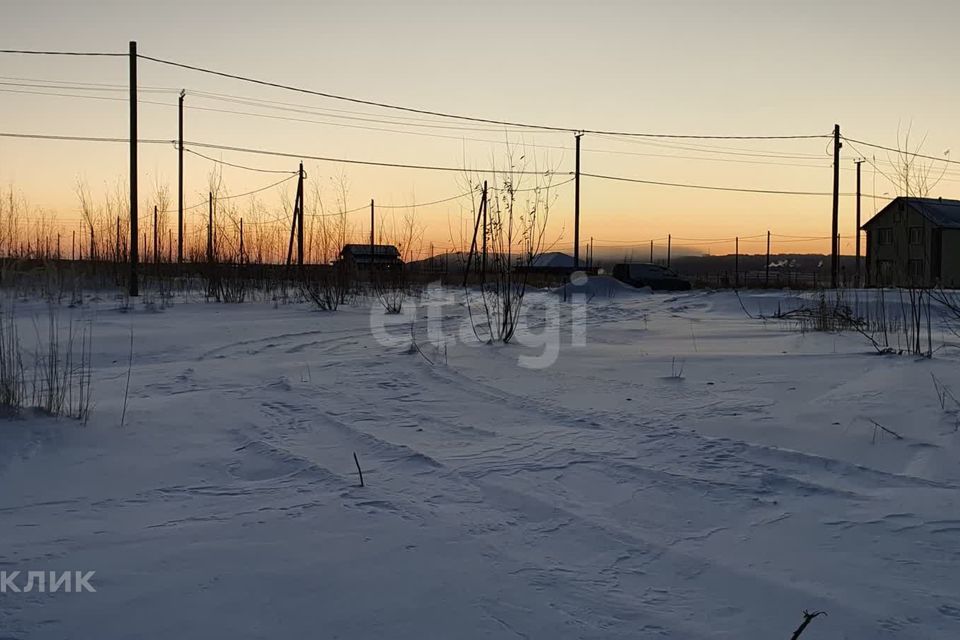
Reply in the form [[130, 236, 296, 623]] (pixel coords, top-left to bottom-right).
[[649, 240, 653, 263], [369, 198, 375, 272], [481, 187, 487, 277], [207, 192, 213, 264], [178, 89, 184, 263], [239, 218, 244, 265], [831, 123, 841, 289], [129, 40, 139, 296], [735, 236, 740, 289], [765, 230, 771, 286], [855, 158, 864, 286], [297, 162, 304, 267], [153, 205, 158, 265], [574, 132, 583, 269], [285, 170, 298, 267], [667, 234, 672, 268]]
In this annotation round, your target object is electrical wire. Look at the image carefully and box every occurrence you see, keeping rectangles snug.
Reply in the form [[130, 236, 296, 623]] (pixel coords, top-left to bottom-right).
[[182, 147, 299, 175], [0, 131, 173, 144], [159, 174, 298, 214], [581, 172, 834, 196], [2, 86, 849, 170], [137, 53, 828, 140], [843, 136, 958, 167], [181, 140, 563, 176], [0, 49, 124, 57]]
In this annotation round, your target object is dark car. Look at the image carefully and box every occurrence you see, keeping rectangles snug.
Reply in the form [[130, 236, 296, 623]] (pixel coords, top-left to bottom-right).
[[611, 263, 692, 291]]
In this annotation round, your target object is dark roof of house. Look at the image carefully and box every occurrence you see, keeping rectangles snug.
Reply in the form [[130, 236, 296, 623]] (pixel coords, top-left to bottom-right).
[[862, 196, 960, 229], [340, 244, 401, 258], [528, 252, 576, 269]]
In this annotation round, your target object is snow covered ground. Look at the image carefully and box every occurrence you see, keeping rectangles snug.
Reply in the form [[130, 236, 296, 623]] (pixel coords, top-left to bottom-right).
[[2, 287, 959, 639]]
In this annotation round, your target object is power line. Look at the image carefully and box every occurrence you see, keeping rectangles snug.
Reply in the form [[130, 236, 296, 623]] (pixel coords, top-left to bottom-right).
[[0, 130, 880, 198], [0, 49, 124, 57], [0, 131, 172, 144], [0, 80, 172, 94], [137, 52, 828, 140], [1, 86, 847, 170], [0, 75, 176, 91], [582, 171, 894, 199], [581, 172, 833, 196], [842, 137, 958, 166], [160, 174, 298, 214], [182, 147, 299, 175], [182, 140, 562, 176]]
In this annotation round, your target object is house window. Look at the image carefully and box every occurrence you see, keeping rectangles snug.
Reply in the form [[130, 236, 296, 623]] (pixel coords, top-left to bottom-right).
[[909, 259, 924, 278], [909, 227, 923, 245], [879, 228, 894, 245]]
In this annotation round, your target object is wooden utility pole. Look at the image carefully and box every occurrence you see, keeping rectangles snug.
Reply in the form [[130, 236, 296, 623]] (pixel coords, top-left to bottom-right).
[[207, 192, 213, 264], [239, 218, 245, 265], [649, 240, 653, 263], [369, 198, 375, 272], [285, 170, 298, 267], [178, 89, 185, 263], [153, 205, 158, 265], [574, 132, 583, 269], [297, 162, 304, 267], [735, 236, 740, 288], [116, 216, 120, 264], [462, 181, 487, 287], [855, 158, 864, 286], [129, 40, 139, 296], [481, 187, 487, 276], [667, 234, 672, 268], [831, 123, 841, 289], [765, 230, 771, 286]]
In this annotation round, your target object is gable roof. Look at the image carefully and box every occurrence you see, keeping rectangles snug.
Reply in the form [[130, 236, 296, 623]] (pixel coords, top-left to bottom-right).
[[528, 252, 576, 269], [862, 196, 960, 229], [340, 244, 401, 258]]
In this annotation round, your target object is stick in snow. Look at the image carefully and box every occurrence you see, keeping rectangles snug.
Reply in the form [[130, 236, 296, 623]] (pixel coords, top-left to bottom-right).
[[353, 452, 364, 487], [790, 610, 826, 640], [869, 418, 904, 440]]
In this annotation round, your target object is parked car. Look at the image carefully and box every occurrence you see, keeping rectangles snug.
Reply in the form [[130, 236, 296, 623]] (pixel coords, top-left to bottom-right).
[[611, 263, 692, 291]]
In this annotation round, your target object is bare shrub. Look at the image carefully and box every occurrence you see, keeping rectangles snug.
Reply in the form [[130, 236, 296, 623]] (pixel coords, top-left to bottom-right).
[[0, 305, 92, 421], [461, 145, 559, 344]]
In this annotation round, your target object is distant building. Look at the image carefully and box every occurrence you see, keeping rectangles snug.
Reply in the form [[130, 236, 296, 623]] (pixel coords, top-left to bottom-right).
[[516, 252, 598, 276], [863, 196, 960, 287], [339, 244, 402, 271]]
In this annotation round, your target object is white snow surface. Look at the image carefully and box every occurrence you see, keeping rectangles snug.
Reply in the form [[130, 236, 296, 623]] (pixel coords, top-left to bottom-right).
[[2, 289, 960, 639]]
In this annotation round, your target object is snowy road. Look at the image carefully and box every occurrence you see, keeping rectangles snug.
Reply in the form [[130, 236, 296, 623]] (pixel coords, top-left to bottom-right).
[[1, 290, 959, 638]]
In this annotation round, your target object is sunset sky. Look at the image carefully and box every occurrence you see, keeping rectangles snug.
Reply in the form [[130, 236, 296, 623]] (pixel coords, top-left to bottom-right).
[[2, 0, 960, 259]]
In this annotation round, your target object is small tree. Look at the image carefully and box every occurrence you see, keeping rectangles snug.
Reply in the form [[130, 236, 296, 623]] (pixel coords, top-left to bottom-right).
[[462, 144, 558, 343]]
